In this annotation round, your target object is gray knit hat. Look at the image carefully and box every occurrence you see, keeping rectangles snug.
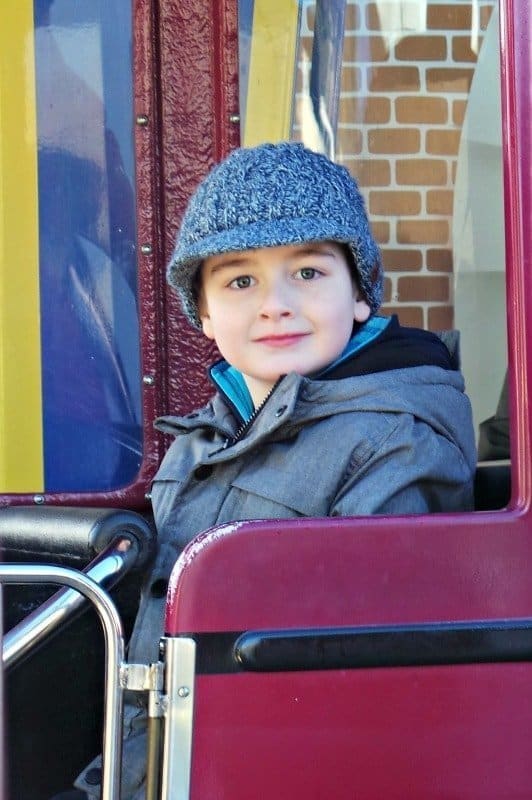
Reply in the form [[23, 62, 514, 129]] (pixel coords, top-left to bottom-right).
[[168, 141, 383, 328]]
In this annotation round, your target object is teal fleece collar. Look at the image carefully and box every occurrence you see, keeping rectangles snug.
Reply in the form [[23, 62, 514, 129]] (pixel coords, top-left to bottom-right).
[[209, 316, 391, 423]]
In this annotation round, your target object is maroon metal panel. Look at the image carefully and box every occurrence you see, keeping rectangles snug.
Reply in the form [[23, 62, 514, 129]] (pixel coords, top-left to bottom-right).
[[165, 513, 532, 800], [190, 667, 532, 800], [165, 512, 532, 636], [500, 0, 532, 508], [157, 0, 240, 418]]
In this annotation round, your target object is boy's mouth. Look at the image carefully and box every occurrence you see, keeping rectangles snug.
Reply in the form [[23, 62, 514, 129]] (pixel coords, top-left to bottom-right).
[[254, 333, 311, 347]]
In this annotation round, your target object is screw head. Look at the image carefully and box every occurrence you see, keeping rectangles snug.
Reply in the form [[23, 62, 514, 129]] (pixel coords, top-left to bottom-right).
[[177, 686, 190, 698], [136, 114, 149, 126], [33, 494, 45, 505], [143, 375, 155, 386]]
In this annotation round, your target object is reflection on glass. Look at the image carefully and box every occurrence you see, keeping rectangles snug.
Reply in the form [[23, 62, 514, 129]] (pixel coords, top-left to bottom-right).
[[35, 0, 142, 491], [238, 0, 507, 458]]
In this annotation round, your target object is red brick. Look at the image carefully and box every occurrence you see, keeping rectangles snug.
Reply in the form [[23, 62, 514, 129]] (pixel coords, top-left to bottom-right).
[[345, 4, 361, 30], [428, 305, 454, 330], [427, 4, 472, 30], [299, 36, 313, 55], [453, 35, 483, 62], [396, 96, 448, 124], [427, 248, 453, 271], [395, 35, 447, 61], [343, 35, 389, 62], [480, 5, 494, 30], [397, 219, 449, 245], [372, 220, 390, 243], [368, 128, 421, 154], [366, 3, 420, 31], [427, 67, 474, 93], [351, 159, 391, 187], [340, 66, 362, 92], [366, 3, 381, 30], [339, 96, 390, 124], [398, 275, 450, 302], [370, 191, 421, 216], [396, 159, 447, 186], [382, 305, 424, 328], [369, 66, 420, 92], [452, 99, 467, 126], [336, 128, 363, 154], [426, 129, 461, 155], [381, 248, 423, 271], [427, 190, 453, 215]]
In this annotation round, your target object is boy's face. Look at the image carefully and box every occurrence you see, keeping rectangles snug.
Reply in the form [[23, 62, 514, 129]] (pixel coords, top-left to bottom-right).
[[199, 242, 371, 406]]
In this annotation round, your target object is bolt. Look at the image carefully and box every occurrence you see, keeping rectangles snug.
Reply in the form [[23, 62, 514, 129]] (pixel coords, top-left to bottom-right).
[[136, 114, 149, 126], [143, 375, 155, 386], [140, 244, 152, 255], [229, 113, 240, 124]]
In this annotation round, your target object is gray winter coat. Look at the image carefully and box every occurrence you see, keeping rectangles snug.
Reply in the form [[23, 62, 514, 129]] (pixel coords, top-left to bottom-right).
[[135, 363, 476, 664], [77, 358, 476, 798]]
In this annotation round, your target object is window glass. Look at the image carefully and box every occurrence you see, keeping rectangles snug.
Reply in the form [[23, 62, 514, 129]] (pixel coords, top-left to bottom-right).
[[0, 0, 141, 493], [239, 0, 507, 464]]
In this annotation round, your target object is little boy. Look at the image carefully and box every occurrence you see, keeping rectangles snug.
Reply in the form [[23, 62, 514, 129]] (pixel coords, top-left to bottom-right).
[[74, 141, 476, 799]]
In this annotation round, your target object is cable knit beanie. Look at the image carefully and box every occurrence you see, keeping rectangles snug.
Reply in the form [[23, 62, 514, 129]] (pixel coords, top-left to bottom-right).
[[168, 141, 383, 328]]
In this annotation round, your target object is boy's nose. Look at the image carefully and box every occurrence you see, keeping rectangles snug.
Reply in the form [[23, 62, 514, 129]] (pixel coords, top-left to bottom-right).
[[258, 282, 295, 319]]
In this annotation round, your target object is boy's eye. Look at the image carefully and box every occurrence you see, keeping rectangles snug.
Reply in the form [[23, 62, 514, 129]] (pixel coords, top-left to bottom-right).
[[229, 275, 254, 289], [297, 267, 320, 280]]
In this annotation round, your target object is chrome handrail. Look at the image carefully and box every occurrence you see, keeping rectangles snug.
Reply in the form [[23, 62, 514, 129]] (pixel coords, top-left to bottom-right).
[[3, 536, 137, 669], [0, 564, 126, 800]]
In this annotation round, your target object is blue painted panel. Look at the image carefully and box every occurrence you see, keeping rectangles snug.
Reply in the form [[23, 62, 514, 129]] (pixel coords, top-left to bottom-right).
[[34, 0, 142, 492]]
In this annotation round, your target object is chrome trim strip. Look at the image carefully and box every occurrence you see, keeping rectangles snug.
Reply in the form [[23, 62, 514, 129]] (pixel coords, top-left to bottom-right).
[[3, 536, 138, 669], [0, 564, 125, 800], [159, 636, 196, 800]]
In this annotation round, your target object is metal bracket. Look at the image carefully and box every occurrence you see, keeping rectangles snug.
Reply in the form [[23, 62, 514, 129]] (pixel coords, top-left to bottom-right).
[[120, 661, 167, 718]]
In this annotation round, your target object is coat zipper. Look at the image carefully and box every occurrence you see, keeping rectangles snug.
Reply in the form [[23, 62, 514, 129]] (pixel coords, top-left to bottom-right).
[[212, 377, 284, 454]]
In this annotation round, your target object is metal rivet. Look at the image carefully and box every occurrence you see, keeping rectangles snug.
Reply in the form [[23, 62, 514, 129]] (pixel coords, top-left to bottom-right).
[[229, 113, 240, 124], [136, 114, 149, 126], [140, 244, 152, 255], [33, 494, 45, 505], [143, 375, 155, 386], [178, 686, 190, 698]]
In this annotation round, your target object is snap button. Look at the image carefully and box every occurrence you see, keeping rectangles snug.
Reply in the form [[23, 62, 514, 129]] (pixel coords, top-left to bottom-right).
[[194, 464, 214, 480], [275, 405, 288, 417], [150, 578, 168, 598], [85, 768, 102, 786]]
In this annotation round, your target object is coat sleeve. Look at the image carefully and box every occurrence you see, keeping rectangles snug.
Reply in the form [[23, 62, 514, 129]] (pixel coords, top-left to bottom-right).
[[330, 411, 475, 517]]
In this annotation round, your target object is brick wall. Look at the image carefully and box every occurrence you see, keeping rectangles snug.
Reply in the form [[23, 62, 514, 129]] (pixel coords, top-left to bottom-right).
[[294, 0, 497, 331]]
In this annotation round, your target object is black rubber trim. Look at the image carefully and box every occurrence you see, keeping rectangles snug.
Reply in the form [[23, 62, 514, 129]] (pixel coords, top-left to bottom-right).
[[187, 619, 532, 675]]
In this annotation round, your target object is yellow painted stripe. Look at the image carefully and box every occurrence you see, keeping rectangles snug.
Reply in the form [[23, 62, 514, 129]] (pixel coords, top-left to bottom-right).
[[0, 4, 44, 491], [243, 0, 300, 147]]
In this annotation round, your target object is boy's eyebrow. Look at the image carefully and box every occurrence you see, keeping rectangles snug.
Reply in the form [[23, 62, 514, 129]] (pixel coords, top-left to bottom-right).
[[288, 244, 339, 259], [205, 243, 340, 273], [205, 255, 254, 273]]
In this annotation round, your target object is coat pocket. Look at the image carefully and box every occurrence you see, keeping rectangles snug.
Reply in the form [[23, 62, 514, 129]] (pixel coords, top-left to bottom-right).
[[229, 460, 333, 518]]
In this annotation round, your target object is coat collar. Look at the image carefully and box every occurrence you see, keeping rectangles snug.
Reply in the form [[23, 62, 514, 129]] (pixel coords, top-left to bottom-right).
[[208, 316, 392, 423]]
